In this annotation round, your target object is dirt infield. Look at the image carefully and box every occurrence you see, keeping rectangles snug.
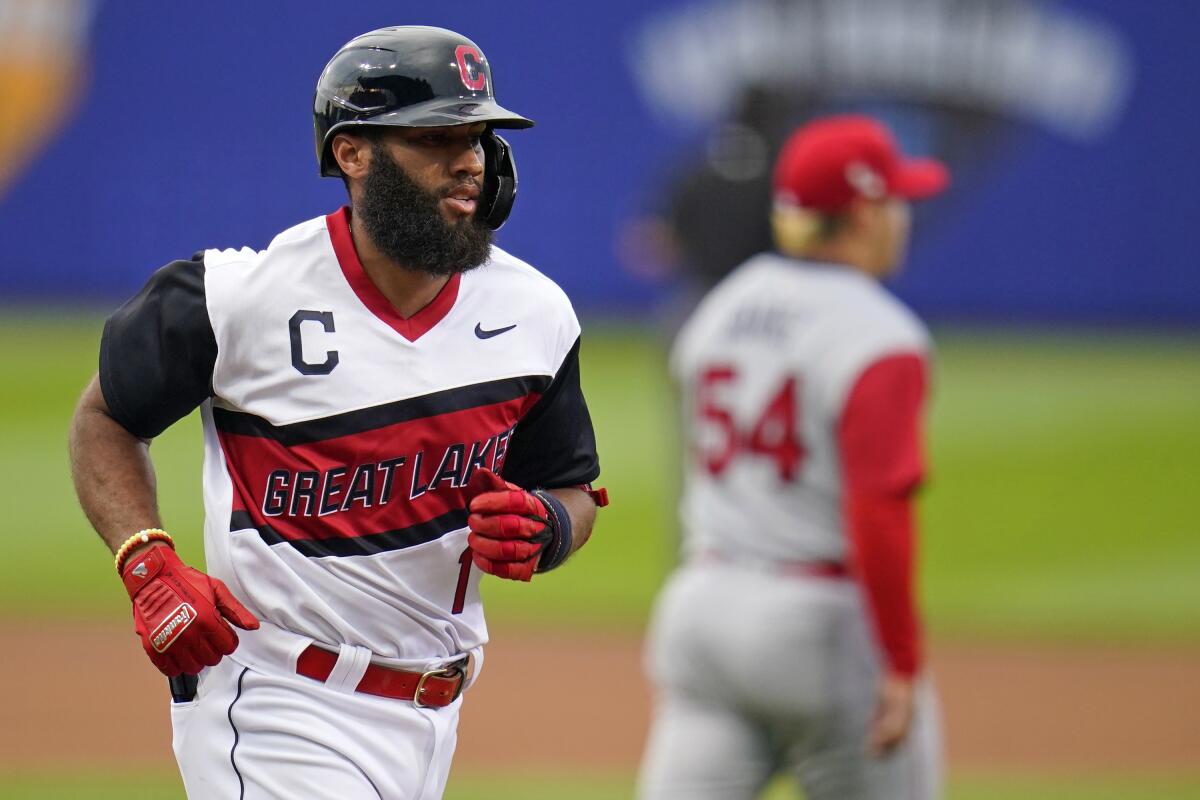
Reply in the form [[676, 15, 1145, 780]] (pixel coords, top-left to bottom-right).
[[2, 619, 1197, 774]]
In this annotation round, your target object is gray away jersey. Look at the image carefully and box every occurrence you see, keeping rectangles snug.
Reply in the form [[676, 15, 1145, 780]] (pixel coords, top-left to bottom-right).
[[670, 253, 928, 565]]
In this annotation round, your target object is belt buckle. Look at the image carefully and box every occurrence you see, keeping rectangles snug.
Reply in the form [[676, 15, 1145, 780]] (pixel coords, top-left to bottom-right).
[[413, 663, 464, 708]]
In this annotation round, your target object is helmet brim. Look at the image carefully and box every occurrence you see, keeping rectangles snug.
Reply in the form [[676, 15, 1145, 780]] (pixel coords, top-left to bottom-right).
[[360, 97, 534, 130], [318, 99, 534, 177]]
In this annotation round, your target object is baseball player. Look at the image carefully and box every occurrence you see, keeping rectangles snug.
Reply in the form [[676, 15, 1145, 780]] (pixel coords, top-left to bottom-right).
[[637, 115, 948, 800], [68, 26, 606, 799]]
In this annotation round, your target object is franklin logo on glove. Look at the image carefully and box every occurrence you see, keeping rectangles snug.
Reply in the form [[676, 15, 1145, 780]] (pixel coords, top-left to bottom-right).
[[119, 537, 259, 676], [151, 603, 196, 652]]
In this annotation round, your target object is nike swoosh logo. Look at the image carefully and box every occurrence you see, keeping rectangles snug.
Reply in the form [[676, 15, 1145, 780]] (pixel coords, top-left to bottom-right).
[[475, 322, 517, 339]]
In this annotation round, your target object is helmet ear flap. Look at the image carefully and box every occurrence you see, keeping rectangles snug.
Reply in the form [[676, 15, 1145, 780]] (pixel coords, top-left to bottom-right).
[[481, 132, 518, 230]]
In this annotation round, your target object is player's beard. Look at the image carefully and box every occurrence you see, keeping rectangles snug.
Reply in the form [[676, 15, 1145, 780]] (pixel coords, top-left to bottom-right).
[[357, 147, 493, 277]]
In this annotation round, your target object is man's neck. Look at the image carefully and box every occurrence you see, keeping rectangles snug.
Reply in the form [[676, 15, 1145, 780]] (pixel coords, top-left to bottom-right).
[[798, 239, 881, 279], [349, 211, 451, 319]]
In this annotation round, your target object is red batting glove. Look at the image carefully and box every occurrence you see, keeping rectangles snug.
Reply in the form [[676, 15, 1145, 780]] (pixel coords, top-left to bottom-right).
[[121, 544, 259, 677], [463, 468, 554, 582]]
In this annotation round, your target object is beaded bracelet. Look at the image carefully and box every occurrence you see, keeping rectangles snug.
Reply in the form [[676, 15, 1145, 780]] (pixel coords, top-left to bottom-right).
[[114, 528, 175, 574]]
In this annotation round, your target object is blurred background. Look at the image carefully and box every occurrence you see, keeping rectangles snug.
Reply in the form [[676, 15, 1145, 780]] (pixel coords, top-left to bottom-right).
[[1, 0, 1197, 798]]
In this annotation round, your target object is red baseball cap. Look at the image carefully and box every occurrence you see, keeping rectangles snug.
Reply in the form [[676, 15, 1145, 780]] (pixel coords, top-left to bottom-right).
[[772, 115, 949, 212]]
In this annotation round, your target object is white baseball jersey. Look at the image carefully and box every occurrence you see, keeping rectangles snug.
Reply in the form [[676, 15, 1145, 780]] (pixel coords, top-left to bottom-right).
[[100, 208, 600, 667], [670, 252, 929, 565]]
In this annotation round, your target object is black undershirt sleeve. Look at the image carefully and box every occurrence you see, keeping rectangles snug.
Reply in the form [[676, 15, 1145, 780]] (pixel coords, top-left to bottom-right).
[[501, 336, 601, 489], [99, 254, 217, 439]]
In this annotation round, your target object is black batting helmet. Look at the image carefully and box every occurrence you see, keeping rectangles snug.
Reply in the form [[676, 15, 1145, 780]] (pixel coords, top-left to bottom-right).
[[314, 26, 534, 229]]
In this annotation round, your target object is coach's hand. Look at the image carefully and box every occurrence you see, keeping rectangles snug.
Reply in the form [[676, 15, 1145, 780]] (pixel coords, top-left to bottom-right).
[[868, 672, 916, 757], [121, 543, 259, 677], [463, 468, 558, 582]]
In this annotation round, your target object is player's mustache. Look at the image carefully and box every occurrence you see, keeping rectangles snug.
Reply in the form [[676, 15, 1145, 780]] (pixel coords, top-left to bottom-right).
[[438, 180, 482, 199]]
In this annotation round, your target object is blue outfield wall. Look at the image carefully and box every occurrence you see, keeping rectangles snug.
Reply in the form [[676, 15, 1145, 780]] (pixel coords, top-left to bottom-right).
[[0, 0, 1197, 323]]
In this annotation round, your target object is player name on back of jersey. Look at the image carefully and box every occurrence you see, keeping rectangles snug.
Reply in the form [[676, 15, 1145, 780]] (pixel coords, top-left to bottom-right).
[[725, 305, 803, 342]]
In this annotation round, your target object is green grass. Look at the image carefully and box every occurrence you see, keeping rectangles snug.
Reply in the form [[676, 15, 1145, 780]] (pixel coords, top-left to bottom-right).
[[0, 313, 206, 617], [921, 330, 1200, 639], [3, 312, 1199, 640], [2, 769, 1198, 799]]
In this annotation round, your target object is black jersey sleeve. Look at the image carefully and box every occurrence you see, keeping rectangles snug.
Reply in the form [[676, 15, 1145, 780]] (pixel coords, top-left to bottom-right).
[[99, 254, 217, 439], [502, 336, 601, 489]]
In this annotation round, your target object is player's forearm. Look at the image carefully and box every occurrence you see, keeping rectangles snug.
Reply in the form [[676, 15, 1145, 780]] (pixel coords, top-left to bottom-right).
[[69, 374, 164, 554], [546, 487, 597, 559]]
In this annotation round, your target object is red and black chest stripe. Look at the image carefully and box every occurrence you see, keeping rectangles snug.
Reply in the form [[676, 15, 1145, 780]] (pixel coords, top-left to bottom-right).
[[215, 375, 547, 558]]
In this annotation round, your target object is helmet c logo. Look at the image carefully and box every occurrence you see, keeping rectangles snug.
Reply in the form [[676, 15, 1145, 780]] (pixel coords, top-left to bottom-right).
[[455, 45, 487, 91]]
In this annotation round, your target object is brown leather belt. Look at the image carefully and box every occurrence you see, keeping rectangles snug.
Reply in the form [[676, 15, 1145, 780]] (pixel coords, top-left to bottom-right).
[[296, 645, 467, 708]]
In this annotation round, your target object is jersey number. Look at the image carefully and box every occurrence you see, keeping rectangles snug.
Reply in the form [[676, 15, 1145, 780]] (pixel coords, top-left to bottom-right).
[[452, 547, 473, 614], [696, 366, 805, 482]]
